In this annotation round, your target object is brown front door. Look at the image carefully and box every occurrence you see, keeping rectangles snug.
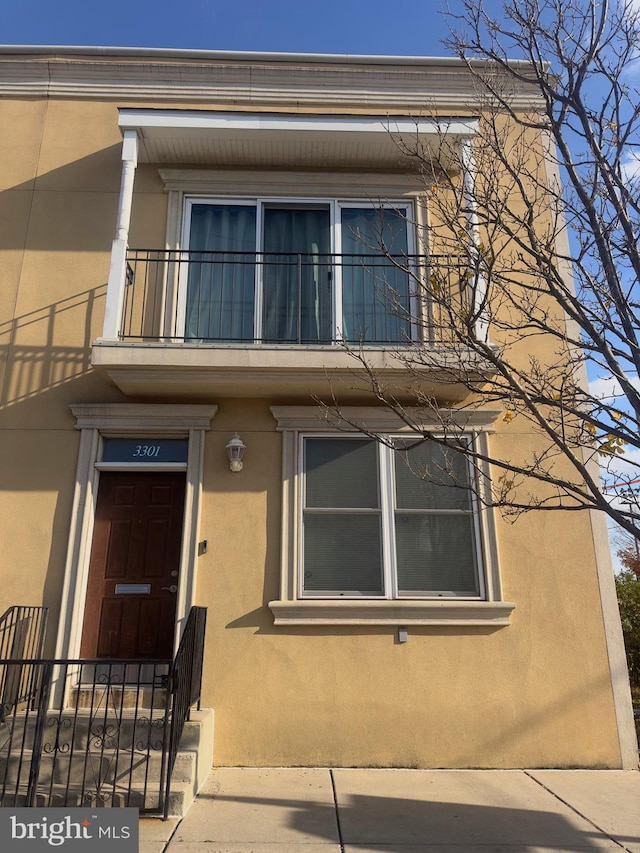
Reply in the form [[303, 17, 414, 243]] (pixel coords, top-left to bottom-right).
[[80, 471, 186, 659]]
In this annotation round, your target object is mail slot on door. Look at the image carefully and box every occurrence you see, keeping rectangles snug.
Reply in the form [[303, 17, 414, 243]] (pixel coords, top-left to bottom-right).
[[115, 584, 152, 594]]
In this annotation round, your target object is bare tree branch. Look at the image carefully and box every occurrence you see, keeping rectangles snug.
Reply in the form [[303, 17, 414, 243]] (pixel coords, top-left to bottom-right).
[[333, 0, 640, 540]]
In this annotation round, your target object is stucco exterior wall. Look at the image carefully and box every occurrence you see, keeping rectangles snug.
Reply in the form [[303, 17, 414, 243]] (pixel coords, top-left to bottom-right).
[[183, 399, 620, 767], [0, 98, 128, 650], [0, 61, 633, 769]]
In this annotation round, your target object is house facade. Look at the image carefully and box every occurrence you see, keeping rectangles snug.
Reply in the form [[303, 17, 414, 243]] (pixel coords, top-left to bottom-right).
[[0, 46, 636, 771]]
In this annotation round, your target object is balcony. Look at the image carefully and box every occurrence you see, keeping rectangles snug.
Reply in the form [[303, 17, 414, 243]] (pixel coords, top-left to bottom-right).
[[92, 250, 488, 401]]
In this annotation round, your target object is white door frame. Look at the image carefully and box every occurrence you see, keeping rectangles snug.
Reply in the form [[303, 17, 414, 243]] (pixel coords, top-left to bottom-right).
[[55, 403, 217, 660]]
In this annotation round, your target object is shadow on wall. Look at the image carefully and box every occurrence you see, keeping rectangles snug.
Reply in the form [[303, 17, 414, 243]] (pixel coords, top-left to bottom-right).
[[0, 142, 156, 408], [0, 284, 106, 407], [0, 285, 111, 647]]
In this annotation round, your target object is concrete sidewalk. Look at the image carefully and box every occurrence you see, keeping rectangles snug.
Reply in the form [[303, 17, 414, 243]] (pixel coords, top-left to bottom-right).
[[140, 768, 640, 852]]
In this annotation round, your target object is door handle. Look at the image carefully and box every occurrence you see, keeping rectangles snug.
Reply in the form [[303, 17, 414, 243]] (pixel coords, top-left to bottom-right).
[[162, 585, 178, 594]]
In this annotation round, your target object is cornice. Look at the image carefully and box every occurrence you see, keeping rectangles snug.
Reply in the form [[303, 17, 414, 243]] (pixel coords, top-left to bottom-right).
[[0, 54, 545, 111], [70, 402, 218, 430]]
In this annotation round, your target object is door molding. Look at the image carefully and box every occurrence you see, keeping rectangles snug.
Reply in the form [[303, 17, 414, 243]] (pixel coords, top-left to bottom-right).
[[56, 403, 217, 660]]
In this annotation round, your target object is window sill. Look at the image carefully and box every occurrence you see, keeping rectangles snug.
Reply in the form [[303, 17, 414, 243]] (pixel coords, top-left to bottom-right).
[[268, 599, 515, 626]]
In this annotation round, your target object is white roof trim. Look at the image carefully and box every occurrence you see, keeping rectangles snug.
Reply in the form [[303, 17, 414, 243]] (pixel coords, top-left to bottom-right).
[[0, 45, 538, 70], [119, 109, 479, 168], [118, 109, 479, 138]]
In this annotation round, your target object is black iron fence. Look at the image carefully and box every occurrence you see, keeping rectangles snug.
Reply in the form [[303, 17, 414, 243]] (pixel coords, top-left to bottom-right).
[[0, 659, 171, 812], [0, 607, 48, 712], [0, 608, 207, 816], [121, 250, 469, 345], [0, 607, 48, 661], [164, 606, 206, 819]]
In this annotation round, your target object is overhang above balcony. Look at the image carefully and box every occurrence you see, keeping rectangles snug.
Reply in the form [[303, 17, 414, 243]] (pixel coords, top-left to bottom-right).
[[119, 109, 478, 171], [91, 341, 489, 402]]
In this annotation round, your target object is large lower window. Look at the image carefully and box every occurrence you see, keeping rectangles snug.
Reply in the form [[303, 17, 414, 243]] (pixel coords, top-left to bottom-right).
[[269, 406, 513, 626], [182, 198, 413, 344], [301, 435, 482, 598]]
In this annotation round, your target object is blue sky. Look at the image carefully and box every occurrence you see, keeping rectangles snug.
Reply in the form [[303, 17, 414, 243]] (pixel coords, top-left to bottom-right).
[[1, 0, 462, 56]]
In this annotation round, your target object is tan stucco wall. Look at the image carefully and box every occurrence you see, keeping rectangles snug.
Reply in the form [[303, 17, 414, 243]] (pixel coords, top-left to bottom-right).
[[0, 98, 130, 650], [0, 86, 631, 768], [190, 399, 622, 768]]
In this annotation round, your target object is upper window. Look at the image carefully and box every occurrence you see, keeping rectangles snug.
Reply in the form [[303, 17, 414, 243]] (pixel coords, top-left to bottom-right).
[[178, 198, 415, 345], [301, 435, 482, 599]]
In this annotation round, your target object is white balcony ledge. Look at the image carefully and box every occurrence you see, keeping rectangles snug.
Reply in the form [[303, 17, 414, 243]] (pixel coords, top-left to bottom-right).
[[91, 340, 490, 400]]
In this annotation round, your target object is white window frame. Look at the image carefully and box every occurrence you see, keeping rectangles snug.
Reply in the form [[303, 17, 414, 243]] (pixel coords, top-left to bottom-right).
[[334, 200, 417, 344], [176, 197, 260, 341], [176, 195, 416, 344], [298, 433, 485, 600], [269, 406, 515, 627]]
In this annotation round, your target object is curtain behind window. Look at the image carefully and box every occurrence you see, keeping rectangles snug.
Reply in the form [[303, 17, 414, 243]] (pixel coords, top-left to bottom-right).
[[262, 207, 331, 343], [394, 441, 479, 595], [303, 438, 383, 594], [301, 436, 480, 598], [341, 208, 411, 344], [186, 204, 256, 341]]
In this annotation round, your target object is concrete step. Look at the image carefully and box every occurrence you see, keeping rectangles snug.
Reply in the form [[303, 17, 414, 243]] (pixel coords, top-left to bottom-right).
[[0, 747, 194, 787], [71, 684, 169, 711], [0, 708, 214, 818], [0, 709, 170, 751], [1, 711, 207, 754], [178, 709, 214, 807], [5, 781, 192, 815]]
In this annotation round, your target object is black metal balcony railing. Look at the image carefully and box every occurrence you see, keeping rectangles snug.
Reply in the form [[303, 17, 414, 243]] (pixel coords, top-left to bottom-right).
[[120, 250, 469, 345]]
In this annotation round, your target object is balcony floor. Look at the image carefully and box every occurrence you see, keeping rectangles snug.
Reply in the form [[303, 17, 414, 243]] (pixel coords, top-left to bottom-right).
[[92, 340, 489, 401]]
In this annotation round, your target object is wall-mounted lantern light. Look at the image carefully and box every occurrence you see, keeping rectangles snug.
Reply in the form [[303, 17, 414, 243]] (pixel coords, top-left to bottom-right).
[[226, 433, 246, 472]]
